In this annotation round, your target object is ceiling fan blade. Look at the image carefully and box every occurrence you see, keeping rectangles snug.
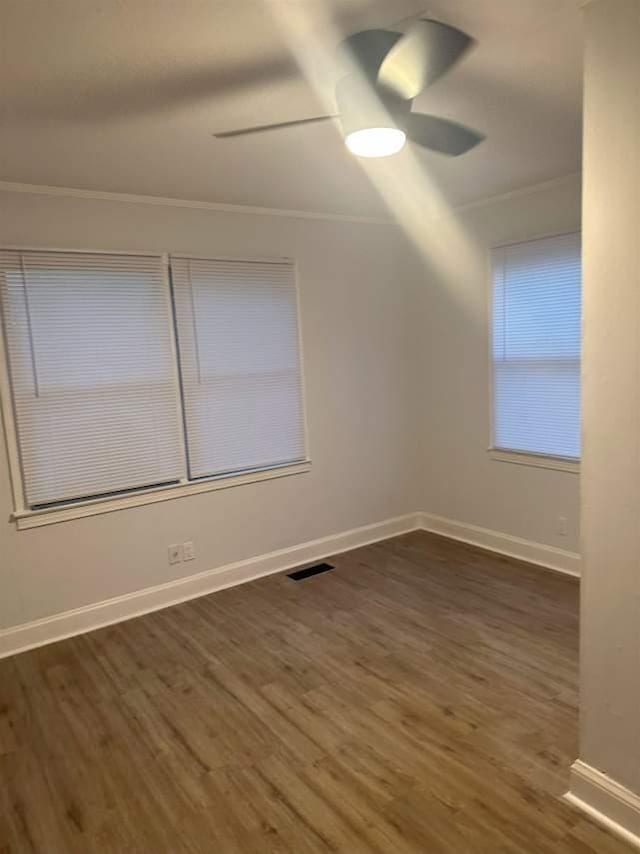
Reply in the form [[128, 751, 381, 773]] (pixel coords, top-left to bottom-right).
[[214, 115, 337, 139], [406, 113, 484, 156], [377, 20, 474, 100], [339, 29, 403, 80]]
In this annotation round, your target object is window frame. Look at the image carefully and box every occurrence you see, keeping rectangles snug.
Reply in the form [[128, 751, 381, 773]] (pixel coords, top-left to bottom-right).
[[487, 230, 581, 474], [0, 246, 311, 530]]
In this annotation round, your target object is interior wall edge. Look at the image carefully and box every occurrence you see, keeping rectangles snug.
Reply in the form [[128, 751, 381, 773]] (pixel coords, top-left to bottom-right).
[[564, 761, 640, 851]]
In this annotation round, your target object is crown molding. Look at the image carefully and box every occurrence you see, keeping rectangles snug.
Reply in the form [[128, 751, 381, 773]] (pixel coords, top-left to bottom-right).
[[455, 172, 581, 215], [0, 180, 393, 226], [0, 171, 581, 225]]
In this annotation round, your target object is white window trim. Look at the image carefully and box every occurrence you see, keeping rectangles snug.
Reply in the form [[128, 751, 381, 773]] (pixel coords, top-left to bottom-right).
[[487, 229, 582, 473], [487, 448, 579, 474], [8, 462, 312, 530], [0, 246, 311, 529]]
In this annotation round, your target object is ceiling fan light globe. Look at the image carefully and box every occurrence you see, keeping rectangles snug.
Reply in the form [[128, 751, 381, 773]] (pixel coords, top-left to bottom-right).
[[345, 127, 406, 158]]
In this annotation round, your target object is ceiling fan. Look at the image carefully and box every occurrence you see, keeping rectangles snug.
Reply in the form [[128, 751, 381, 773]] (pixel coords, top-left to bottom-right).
[[213, 18, 484, 159]]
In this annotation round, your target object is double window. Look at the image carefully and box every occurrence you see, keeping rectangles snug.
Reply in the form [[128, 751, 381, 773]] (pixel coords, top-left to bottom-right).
[[0, 249, 308, 521], [490, 232, 582, 465]]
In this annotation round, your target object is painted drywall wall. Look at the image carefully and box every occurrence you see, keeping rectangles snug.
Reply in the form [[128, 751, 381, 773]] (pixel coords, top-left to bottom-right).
[[580, 0, 640, 796], [0, 189, 420, 629], [412, 174, 582, 554], [0, 173, 583, 633]]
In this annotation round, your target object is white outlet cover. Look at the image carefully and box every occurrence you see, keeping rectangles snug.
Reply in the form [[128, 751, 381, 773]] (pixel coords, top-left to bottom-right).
[[168, 544, 182, 565], [183, 540, 195, 561]]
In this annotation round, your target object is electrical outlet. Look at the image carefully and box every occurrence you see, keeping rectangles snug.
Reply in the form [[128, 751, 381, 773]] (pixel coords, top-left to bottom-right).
[[557, 516, 568, 537], [182, 540, 195, 561], [168, 544, 182, 565]]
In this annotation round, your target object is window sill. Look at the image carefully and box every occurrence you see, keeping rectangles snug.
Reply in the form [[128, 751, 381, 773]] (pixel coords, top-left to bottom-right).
[[11, 461, 312, 530], [488, 448, 579, 474]]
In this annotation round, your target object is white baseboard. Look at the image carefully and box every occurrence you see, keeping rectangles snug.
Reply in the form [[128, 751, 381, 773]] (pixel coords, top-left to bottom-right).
[[0, 509, 580, 659], [419, 512, 581, 577], [0, 512, 421, 660], [564, 760, 640, 850]]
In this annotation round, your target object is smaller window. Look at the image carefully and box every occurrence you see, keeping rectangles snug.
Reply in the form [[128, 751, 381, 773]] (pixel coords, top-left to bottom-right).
[[491, 232, 582, 462], [170, 256, 307, 479]]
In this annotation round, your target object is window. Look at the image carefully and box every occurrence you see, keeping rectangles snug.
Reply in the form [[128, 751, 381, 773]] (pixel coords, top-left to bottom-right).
[[170, 257, 306, 479], [490, 232, 581, 463], [0, 249, 308, 524]]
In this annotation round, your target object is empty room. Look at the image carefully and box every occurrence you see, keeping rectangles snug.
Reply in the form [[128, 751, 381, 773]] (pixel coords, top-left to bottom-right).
[[1, 0, 639, 851]]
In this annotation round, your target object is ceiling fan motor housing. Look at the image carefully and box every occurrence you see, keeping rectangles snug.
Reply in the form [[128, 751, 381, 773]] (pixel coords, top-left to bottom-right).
[[335, 73, 411, 138]]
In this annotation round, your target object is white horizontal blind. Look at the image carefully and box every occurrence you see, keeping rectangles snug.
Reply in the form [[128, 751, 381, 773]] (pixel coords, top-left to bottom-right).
[[491, 232, 581, 459], [171, 256, 306, 479], [0, 250, 184, 507]]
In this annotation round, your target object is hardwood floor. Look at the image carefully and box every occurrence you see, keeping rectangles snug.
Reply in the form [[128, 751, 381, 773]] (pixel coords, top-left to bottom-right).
[[0, 531, 632, 853]]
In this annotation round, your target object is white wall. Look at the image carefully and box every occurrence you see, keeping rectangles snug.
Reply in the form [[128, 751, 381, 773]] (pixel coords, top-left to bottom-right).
[[579, 0, 640, 799], [0, 173, 583, 636], [0, 188, 420, 630], [413, 174, 582, 554]]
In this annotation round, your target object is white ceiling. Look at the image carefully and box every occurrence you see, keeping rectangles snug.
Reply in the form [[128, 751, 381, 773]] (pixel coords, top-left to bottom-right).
[[0, 0, 583, 218]]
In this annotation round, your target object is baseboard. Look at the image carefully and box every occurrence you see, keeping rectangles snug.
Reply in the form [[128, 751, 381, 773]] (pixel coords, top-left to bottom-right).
[[0, 512, 421, 659], [564, 760, 640, 850], [419, 512, 581, 577], [0, 509, 580, 659]]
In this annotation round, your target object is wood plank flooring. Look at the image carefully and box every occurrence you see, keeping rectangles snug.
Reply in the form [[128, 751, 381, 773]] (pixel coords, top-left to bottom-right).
[[0, 531, 632, 853]]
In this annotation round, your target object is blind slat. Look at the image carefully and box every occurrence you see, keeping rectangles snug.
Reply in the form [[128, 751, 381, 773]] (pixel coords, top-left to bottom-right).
[[0, 250, 184, 506], [170, 256, 306, 479], [491, 232, 582, 460]]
